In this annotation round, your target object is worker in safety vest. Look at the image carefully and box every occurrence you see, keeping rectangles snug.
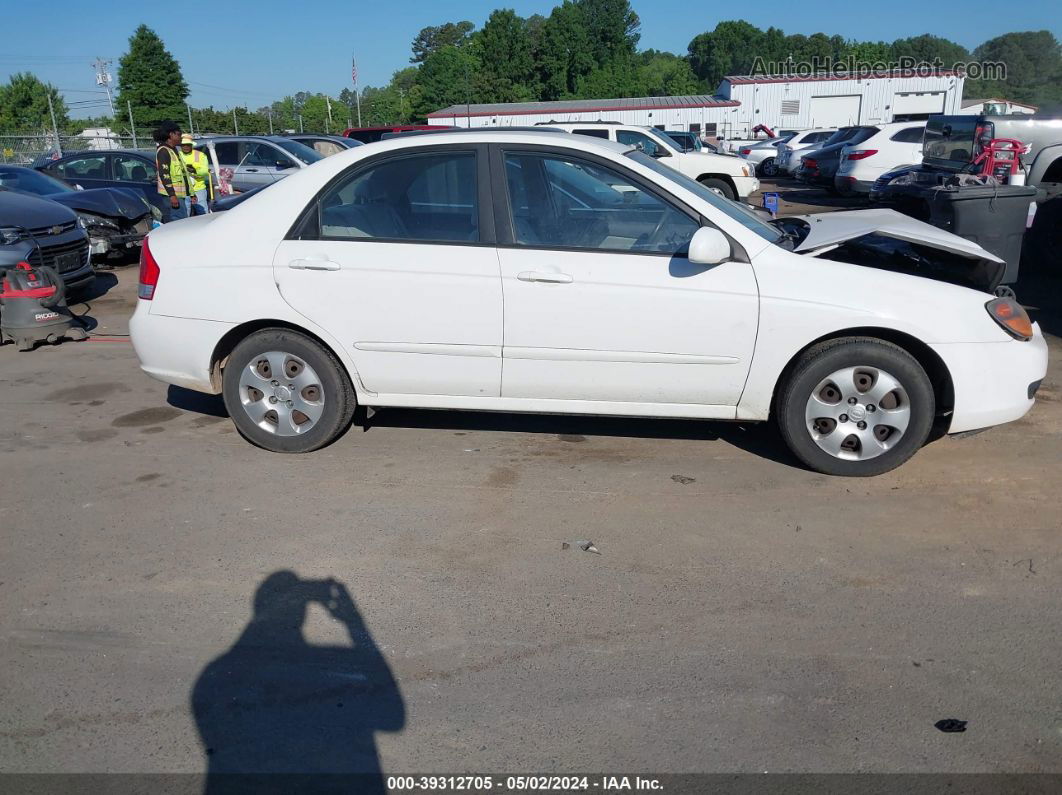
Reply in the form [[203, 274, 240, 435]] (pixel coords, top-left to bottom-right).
[[153, 121, 196, 222], [179, 133, 213, 214]]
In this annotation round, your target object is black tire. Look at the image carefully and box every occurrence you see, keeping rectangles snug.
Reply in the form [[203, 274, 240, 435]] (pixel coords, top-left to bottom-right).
[[222, 328, 356, 453], [759, 157, 778, 177], [776, 337, 935, 477], [698, 177, 736, 201]]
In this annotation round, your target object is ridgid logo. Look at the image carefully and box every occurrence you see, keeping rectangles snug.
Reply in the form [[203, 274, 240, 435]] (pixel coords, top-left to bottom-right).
[[749, 55, 1007, 81]]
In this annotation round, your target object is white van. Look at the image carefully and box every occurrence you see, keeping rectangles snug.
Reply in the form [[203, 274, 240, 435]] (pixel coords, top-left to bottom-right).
[[543, 122, 759, 201]]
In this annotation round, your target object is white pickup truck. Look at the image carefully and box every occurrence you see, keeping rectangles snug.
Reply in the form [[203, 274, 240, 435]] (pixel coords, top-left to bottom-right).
[[545, 122, 759, 201]]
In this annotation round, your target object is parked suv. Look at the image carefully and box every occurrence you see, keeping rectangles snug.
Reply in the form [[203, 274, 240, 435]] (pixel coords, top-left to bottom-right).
[[543, 122, 759, 200], [834, 121, 927, 195], [777, 129, 838, 175], [0, 190, 94, 291], [194, 136, 323, 193]]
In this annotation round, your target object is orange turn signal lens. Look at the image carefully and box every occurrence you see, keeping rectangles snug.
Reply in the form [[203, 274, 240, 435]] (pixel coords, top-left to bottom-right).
[[986, 297, 1033, 340]]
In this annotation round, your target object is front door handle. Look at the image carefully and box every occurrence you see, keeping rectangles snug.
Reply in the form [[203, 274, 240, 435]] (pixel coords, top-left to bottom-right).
[[244, 168, 258, 172], [289, 258, 341, 271], [517, 271, 573, 284]]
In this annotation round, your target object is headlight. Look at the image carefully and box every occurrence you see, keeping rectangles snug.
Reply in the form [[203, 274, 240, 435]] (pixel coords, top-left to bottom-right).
[[986, 297, 1033, 340], [0, 226, 24, 245], [77, 213, 119, 231]]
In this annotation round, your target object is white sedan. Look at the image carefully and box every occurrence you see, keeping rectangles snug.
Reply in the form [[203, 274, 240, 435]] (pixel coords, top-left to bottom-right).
[[130, 130, 1047, 476]]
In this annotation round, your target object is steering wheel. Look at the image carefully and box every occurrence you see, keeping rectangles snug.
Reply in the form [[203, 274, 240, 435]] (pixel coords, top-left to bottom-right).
[[640, 211, 670, 251]]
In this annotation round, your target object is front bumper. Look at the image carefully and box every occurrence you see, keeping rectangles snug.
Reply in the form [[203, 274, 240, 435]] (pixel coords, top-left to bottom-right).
[[933, 329, 1049, 434], [733, 175, 760, 198]]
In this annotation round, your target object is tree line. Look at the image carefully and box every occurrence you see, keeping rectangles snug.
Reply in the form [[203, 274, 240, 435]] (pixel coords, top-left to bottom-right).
[[2, 2, 1060, 138]]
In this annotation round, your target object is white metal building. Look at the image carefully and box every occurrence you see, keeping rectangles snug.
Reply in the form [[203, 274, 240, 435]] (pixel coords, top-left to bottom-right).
[[427, 70, 966, 138], [426, 95, 740, 136], [719, 70, 965, 135]]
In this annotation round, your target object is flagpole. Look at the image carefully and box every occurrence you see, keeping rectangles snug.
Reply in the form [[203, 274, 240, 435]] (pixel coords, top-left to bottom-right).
[[352, 48, 362, 128]]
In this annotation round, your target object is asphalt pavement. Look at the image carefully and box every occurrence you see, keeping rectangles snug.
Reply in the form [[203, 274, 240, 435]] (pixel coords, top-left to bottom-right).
[[1, 200, 1060, 783]]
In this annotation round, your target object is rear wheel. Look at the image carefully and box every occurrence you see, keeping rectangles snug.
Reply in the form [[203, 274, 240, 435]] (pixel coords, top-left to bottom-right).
[[776, 338, 934, 476], [760, 157, 778, 177], [698, 177, 736, 201], [222, 328, 356, 453]]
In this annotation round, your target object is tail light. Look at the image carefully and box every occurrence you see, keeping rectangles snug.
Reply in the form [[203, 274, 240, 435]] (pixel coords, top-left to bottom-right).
[[845, 149, 878, 161], [740, 148, 752, 155], [138, 238, 160, 300], [803, 158, 817, 169]]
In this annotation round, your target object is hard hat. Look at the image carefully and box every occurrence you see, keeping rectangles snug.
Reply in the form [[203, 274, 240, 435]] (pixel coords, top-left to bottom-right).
[[180, 134, 194, 146]]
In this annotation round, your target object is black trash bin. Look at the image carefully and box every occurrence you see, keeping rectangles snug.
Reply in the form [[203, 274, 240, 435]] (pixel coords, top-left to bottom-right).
[[892, 182, 1040, 285]]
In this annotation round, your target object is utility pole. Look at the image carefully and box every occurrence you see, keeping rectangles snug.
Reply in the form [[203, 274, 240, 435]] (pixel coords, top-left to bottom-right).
[[268, 109, 274, 135], [299, 114, 304, 133], [187, 103, 194, 135], [326, 96, 333, 134], [47, 93, 62, 157], [92, 57, 116, 117], [127, 100, 138, 148], [232, 108, 239, 135]]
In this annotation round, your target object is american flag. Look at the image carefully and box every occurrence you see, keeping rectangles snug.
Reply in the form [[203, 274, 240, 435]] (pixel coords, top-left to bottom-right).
[[351, 51, 358, 86]]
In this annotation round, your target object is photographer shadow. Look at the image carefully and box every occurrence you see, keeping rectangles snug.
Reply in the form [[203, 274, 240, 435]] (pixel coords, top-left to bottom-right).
[[191, 571, 405, 794]]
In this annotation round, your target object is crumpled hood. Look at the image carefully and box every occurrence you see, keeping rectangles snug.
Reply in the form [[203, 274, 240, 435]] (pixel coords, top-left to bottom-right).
[[787, 208, 1006, 292], [44, 187, 149, 220]]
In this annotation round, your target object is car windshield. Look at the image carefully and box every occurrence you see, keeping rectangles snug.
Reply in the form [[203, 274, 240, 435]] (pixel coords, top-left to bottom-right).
[[822, 128, 858, 146], [642, 128, 680, 153], [0, 167, 73, 195], [273, 139, 324, 164], [626, 150, 782, 244]]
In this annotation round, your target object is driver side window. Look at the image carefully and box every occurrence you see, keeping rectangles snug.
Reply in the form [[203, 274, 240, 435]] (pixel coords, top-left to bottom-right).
[[616, 130, 661, 156], [503, 152, 698, 255]]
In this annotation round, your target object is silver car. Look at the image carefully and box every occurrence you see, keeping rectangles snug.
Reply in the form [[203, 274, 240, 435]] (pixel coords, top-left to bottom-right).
[[194, 135, 323, 193]]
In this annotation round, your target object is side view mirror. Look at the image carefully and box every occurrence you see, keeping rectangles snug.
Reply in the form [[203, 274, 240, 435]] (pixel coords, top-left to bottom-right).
[[274, 160, 294, 170], [651, 148, 670, 158], [687, 226, 731, 266]]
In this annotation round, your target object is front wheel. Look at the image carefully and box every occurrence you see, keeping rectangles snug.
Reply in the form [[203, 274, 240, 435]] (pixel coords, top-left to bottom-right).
[[776, 338, 934, 476], [222, 328, 356, 453], [698, 177, 736, 201]]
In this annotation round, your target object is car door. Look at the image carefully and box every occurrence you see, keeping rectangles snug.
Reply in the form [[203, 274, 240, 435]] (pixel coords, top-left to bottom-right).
[[494, 145, 758, 408], [48, 155, 111, 190], [250, 142, 298, 183], [112, 152, 162, 210], [273, 145, 502, 398]]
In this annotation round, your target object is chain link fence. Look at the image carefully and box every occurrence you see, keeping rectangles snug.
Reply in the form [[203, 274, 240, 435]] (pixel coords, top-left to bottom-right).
[[0, 130, 155, 166]]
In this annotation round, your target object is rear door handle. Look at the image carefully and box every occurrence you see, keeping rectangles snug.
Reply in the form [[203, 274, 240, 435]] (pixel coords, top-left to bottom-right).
[[288, 258, 341, 271], [517, 271, 573, 284]]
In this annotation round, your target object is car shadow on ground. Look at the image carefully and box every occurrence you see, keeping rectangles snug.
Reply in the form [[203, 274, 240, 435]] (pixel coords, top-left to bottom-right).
[[191, 571, 404, 793], [67, 272, 119, 332], [168, 385, 227, 417], [363, 408, 804, 469]]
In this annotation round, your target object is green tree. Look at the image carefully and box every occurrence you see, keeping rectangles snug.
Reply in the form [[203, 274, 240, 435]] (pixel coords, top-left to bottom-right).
[[410, 21, 475, 64], [116, 25, 189, 128], [536, 2, 595, 99], [636, 51, 700, 96], [478, 9, 537, 102], [688, 21, 768, 89], [970, 31, 1062, 106], [0, 72, 68, 132], [889, 34, 969, 68], [411, 45, 481, 118]]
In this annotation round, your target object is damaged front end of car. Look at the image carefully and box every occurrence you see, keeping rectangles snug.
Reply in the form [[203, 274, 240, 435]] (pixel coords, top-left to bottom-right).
[[776, 208, 1007, 294], [45, 188, 158, 263]]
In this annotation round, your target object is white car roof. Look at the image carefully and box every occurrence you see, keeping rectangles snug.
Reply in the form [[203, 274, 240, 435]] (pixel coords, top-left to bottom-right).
[[368, 128, 635, 155]]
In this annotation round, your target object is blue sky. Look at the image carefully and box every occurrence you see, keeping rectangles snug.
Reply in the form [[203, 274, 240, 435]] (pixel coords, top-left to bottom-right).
[[2, 0, 1059, 115]]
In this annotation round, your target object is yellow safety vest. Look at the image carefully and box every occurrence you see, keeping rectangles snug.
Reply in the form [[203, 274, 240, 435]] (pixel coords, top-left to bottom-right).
[[179, 149, 213, 198], [156, 145, 190, 197]]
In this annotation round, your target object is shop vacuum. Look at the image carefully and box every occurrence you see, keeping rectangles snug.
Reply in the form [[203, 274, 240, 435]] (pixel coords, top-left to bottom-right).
[[0, 261, 87, 351]]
